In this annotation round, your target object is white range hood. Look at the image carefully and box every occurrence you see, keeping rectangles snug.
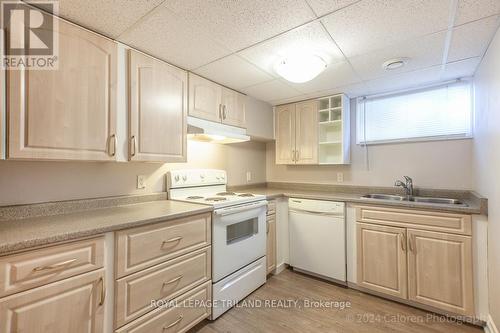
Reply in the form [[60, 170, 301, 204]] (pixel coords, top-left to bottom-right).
[[187, 116, 250, 144]]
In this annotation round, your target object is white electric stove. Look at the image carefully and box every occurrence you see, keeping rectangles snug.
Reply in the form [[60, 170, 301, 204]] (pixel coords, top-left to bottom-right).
[[166, 169, 267, 320]]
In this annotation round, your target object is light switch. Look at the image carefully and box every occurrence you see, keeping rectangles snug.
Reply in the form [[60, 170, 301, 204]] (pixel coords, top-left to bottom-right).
[[137, 175, 147, 189]]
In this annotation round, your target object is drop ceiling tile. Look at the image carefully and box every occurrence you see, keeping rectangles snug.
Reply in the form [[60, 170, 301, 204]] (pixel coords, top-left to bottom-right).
[[164, 0, 316, 51], [118, 5, 232, 70], [305, 81, 371, 99], [448, 15, 500, 62], [193, 55, 274, 90], [269, 95, 310, 106], [285, 61, 361, 94], [442, 57, 482, 79], [28, 0, 164, 38], [365, 66, 443, 95], [455, 0, 500, 26], [243, 80, 303, 102], [305, 0, 360, 17], [321, 0, 451, 57], [349, 31, 446, 81], [239, 21, 345, 77]]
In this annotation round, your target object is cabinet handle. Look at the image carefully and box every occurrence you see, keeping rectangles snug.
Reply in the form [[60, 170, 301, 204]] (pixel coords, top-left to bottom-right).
[[267, 221, 270, 234], [130, 135, 137, 157], [108, 134, 117, 157], [33, 258, 77, 272], [219, 104, 223, 120], [163, 315, 183, 330], [409, 235, 415, 253], [162, 236, 182, 246], [296, 150, 300, 161], [163, 275, 183, 287], [98, 276, 106, 306], [400, 233, 406, 252], [223, 105, 227, 119]]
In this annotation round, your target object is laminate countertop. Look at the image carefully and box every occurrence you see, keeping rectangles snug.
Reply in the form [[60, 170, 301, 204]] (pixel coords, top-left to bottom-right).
[[0, 200, 213, 255], [238, 187, 486, 215]]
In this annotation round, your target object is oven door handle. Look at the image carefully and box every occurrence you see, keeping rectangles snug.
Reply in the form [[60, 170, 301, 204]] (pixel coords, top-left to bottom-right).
[[214, 201, 268, 216]]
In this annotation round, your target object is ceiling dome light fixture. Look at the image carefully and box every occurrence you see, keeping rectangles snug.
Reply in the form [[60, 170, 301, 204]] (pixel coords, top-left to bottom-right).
[[382, 57, 409, 71], [275, 54, 327, 83]]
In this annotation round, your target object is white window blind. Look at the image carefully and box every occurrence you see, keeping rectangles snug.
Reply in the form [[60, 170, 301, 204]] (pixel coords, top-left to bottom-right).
[[356, 81, 473, 145]]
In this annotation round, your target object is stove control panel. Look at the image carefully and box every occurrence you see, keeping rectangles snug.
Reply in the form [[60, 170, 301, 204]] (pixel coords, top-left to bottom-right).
[[167, 169, 227, 189]]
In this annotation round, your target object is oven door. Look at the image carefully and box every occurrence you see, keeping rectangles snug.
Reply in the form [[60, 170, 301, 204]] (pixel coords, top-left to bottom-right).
[[212, 200, 267, 282]]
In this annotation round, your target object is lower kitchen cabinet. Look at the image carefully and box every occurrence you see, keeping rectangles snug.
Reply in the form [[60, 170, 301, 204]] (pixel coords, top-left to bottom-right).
[[355, 206, 474, 316], [407, 229, 473, 315], [356, 223, 407, 299], [0, 269, 105, 333], [266, 215, 276, 274]]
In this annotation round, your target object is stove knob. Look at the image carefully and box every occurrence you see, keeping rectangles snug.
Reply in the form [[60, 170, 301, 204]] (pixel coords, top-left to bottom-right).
[[182, 175, 187, 182], [200, 174, 205, 180], [174, 175, 180, 182]]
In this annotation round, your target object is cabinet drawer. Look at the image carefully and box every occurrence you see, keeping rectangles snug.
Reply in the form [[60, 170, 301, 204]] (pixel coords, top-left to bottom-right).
[[0, 237, 104, 297], [267, 201, 276, 216], [356, 206, 471, 235], [115, 213, 211, 278], [115, 281, 211, 333], [115, 246, 211, 328]]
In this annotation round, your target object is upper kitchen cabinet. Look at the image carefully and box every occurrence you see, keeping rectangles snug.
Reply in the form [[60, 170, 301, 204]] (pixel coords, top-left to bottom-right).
[[128, 50, 187, 162], [221, 87, 246, 128], [188, 73, 246, 128], [295, 100, 318, 164], [275, 103, 296, 164], [275, 94, 350, 165], [7, 12, 118, 161], [275, 100, 318, 165], [188, 73, 221, 123]]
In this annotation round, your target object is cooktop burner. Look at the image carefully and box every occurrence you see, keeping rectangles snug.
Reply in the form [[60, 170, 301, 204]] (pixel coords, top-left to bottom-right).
[[237, 193, 255, 197], [205, 197, 227, 202], [186, 196, 204, 199], [216, 192, 237, 196]]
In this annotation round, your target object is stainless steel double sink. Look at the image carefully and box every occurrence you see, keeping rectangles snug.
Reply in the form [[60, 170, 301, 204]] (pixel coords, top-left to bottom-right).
[[361, 194, 467, 206]]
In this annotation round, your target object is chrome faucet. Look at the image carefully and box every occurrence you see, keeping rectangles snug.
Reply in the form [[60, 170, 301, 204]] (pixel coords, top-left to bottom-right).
[[395, 176, 414, 197]]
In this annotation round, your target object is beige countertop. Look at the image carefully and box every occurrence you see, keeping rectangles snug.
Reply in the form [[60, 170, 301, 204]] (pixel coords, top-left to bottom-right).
[[0, 200, 212, 255], [240, 187, 485, 215]]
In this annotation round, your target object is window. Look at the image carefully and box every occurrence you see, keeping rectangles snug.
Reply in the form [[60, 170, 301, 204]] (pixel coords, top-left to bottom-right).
[[356, 81, 473, 145]]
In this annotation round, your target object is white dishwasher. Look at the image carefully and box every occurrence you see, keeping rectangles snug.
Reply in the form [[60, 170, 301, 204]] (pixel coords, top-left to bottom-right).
[[289, 198, 346, 284]]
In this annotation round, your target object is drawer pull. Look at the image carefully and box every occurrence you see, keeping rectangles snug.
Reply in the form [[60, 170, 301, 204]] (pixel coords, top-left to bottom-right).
[[98, 277, 106, 306], [163, 315, 183, 330], [163, 275, 183, 287], [33, 258, 77, 272], [162, 237, 183, 245]]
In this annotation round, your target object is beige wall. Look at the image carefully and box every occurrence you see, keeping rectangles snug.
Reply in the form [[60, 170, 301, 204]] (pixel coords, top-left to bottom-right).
[[267, 100, 473, 190], [473, 25, 500, 327], [0, 140, 266, 206]]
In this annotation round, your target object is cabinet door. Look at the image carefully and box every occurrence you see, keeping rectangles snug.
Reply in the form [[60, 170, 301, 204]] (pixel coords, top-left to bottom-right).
[[221, 87, 246, 128], [275, 103, 296, 164], [357, 223, 407, 298], [7, 13, 117, 161], [0, 269, 105, 333], [266, 216, 276, 275], [188, 74, 222, 123], [407, 229, 474, 315], [295, 100, 318, 164], [129, 50, 187, 162]]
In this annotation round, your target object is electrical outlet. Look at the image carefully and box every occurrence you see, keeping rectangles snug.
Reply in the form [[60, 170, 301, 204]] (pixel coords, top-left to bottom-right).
[[137, 175, 147, 189], [246, 171, 252, 183], [337, 172, 344, 183]]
